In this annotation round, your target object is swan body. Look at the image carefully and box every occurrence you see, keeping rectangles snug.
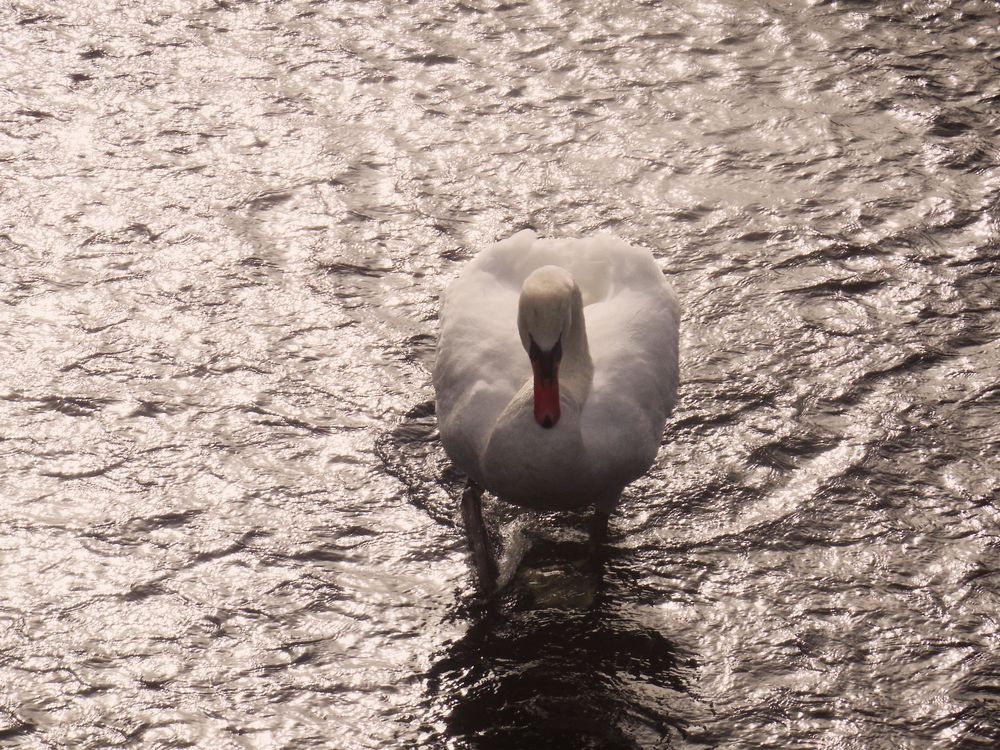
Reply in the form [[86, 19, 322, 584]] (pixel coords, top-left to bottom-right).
[[434, 230, 680, 513]]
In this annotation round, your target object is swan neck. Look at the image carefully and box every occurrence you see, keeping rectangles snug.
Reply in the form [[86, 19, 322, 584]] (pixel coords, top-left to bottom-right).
[[561, 287, 593, 402]]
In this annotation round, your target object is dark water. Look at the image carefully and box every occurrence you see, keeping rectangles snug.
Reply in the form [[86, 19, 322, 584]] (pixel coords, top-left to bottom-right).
[[2, 1, 999, 747]]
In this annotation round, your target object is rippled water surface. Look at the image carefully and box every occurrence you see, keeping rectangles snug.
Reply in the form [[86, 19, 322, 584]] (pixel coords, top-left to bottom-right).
[[3, 0, 1000, 747]]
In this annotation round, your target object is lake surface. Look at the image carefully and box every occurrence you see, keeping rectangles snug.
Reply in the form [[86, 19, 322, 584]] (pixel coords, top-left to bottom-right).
[[2, 1, 999, 747]]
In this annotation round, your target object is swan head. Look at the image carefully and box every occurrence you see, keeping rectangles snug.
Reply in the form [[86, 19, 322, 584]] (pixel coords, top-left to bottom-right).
[[517, 266, 575, 429]]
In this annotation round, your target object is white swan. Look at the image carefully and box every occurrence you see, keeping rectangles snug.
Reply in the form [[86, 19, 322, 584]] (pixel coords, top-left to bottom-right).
[[434, 230, 680, 548]]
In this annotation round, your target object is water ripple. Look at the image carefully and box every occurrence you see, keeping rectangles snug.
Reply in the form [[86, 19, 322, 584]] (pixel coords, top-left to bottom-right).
[[1, 0, 998, 747]]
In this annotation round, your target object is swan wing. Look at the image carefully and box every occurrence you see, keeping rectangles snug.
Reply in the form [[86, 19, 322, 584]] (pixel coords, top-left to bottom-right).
[[582, 263, 680, 486], [433, 253, 528, 483]]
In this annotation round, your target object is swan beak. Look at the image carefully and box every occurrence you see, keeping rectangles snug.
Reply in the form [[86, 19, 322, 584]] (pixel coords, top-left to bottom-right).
[[529, 338, 561, 428]]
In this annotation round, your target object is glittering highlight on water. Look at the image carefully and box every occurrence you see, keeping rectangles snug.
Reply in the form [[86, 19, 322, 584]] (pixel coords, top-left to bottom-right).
[[2, 1, 999, 748]]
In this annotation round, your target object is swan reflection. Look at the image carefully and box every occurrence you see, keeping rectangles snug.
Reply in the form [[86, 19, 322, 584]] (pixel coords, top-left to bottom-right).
[[424, 538, 694, 749]]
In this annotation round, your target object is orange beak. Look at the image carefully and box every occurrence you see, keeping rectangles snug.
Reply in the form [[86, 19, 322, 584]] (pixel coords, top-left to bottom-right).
[[529, 337, 561, 428]]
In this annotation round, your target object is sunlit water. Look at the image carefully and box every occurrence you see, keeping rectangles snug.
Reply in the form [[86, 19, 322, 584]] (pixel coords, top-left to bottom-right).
[[2, 1, 999, 747]]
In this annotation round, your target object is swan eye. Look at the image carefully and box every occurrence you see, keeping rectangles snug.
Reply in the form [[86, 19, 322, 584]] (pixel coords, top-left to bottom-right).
[[528, 336, 542, 362], [528, 336, 562, 362]]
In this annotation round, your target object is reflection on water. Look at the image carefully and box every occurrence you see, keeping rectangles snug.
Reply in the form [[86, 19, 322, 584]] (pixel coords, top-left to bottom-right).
[[425, 542, 695, 750], [2, 0, 999, 748]]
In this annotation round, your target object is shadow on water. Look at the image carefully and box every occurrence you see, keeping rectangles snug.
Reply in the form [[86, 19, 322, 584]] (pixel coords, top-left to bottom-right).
[[376, 400, 467, 528], [423, 538, 695, 750]]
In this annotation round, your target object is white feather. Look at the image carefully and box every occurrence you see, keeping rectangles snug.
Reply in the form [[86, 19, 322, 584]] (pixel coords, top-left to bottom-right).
[[434, 230, 680, 511]]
